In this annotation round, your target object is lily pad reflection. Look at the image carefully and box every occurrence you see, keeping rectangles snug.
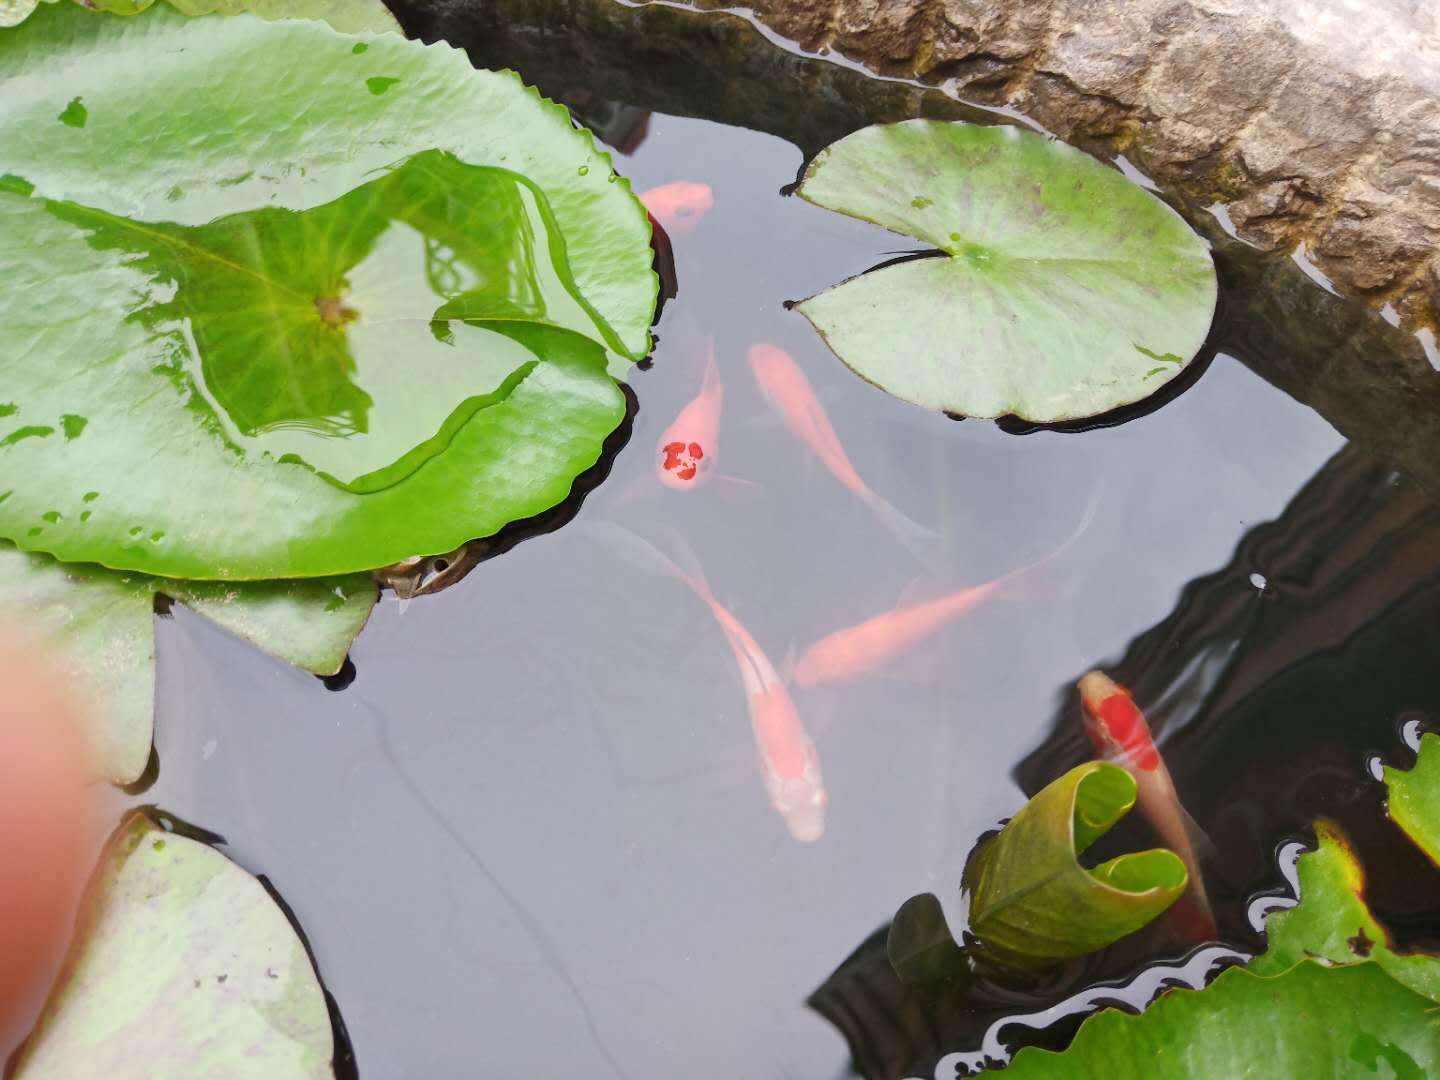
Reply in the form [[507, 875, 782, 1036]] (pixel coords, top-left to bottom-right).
[[45, 150, 618, 492]]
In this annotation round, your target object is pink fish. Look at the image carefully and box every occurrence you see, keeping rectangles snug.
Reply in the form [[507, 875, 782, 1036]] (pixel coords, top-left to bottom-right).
[[748, 343, 933, 549], [597, 525, 825, 841], [793, 576, 1009, 689], [1078, 670, 1216, 940], [639, 181, 714, 234], [656, 343, 721, 491]]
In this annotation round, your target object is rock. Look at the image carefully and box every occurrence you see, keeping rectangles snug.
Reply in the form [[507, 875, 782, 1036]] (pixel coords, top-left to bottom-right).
[[652, 0, 1440, 331]]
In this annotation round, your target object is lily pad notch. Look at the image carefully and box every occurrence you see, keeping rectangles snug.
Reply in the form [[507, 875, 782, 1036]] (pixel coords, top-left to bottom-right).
[[793, 120, 1218, 423]]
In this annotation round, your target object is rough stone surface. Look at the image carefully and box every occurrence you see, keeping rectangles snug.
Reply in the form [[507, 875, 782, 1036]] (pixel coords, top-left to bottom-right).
[[664, 0, 1440, 329]]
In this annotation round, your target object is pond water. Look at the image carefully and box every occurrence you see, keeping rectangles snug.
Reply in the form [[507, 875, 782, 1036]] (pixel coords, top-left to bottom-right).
[[117, 29, 1440, 1080]]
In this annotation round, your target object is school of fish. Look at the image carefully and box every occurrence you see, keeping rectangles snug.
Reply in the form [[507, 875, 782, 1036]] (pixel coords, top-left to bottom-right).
[[610, 180, 1216, 948]]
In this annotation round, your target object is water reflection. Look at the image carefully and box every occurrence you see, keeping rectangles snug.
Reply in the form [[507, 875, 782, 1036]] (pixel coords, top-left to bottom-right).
[[809, 443, 1440, 1078], [40, 150, 619, 492]]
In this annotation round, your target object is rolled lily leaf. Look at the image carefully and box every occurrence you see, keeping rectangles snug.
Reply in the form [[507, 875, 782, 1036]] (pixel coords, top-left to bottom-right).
[[964, 762, 1186, 966], [793, 120, 1217, 423], [1003, 961, 1440, 1078], [1251, 820, 1440, 1003], [1384, 732, 1440, 866], [0, 541, 375, 783], [12, 812, 334, 1078]]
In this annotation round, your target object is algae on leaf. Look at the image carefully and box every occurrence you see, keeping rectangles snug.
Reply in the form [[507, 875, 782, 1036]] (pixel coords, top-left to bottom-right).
[[0, 541, 375, 783], [12, 812, 335, 1079], [794, 120, 1217, 422], [0, 5, 656, 580]]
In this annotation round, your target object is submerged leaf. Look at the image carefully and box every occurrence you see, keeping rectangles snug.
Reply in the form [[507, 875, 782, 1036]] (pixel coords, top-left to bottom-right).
[[1384, 733, 1440, 865], [794, 121, 1217, 422], [963, 762, 1186, 966], [1250, 820, 1440, 1003], [0, 541, 374, 783], [12, 812, 334, 1078], [1003, 961, 1440, 1078], [0, 6, 655, 579]]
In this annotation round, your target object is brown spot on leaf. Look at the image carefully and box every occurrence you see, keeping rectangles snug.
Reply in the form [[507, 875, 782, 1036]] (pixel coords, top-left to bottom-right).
[[1348, 927, 1374, 957], [315, 295, 358, 329]]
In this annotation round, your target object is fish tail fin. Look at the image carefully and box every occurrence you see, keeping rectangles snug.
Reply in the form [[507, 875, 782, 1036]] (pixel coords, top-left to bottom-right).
[[585, 521, 710, 601], [857, 488, 946, 570], [700, 337, 720, 397]]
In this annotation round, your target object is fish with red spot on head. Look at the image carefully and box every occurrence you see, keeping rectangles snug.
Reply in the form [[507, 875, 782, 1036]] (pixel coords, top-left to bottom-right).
[[656, 341, 722, 491], [1078, 670, 1217, 941]]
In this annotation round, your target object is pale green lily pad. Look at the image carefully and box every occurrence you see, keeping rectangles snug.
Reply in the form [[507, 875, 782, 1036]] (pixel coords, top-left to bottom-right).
[[0, 541, 374, 783], [1385, 732, 1440, 865], [1003, 960, 1440, 1078], [963, 762, 1186, 966], [794, 120, 1217, 422], [1251, 820, 1440, 1003], [0, 6, 654, 580], [6, 0, 398, 31], [12, 812, 334, 1079]]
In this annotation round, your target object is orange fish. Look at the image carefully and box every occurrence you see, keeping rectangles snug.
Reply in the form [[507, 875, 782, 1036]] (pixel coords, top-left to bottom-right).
[[596, 524, 825, 841], [639, 181, 714, 234], [793, 495, 1099, 688], [1078, 670, 1216, 940], [656, 342, 721, 490], [748, 343, 933, 549], [793, 577, 1008, 689]]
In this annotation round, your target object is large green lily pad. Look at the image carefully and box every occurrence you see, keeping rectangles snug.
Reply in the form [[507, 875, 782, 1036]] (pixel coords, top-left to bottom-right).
[[12, 812, 334, 1078], [964, 762, 1186, 966], [1003, 960, 1440, 1078], [1, 0, 397, 31], [1385, 733, 1440, 865], [0, 541, 374, 783], [0, 6, 654, 579], [794, 120, 1217, 422]]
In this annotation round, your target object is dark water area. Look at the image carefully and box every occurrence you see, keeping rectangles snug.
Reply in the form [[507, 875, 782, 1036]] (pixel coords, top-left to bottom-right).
[[117, 32, 1440, 1080]]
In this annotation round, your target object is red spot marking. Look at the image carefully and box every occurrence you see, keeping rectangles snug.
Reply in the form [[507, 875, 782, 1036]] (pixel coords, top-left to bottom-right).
[[1098, 693, 1159, 771], [677, 464, 697, 480], [688, 442, 704, 460], [662, 442, 686, 472]]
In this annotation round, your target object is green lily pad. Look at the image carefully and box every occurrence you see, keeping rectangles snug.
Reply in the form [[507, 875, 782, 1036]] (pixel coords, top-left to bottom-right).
[[2, 0, 398, 31], [12, 812, 334, 1078], [1250, 820, 1440, 1003], [1003, 960, 1440, 1078], [0, 6, 654, 579], [0, 540, 374, 783], [1385, 733, 1440, 865], [793, 120, 1217, 422], [963, 762, 1186, 966]]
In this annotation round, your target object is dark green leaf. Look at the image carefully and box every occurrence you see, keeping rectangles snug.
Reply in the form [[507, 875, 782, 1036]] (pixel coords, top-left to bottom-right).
[[1003, 961, 1440, 1078]]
